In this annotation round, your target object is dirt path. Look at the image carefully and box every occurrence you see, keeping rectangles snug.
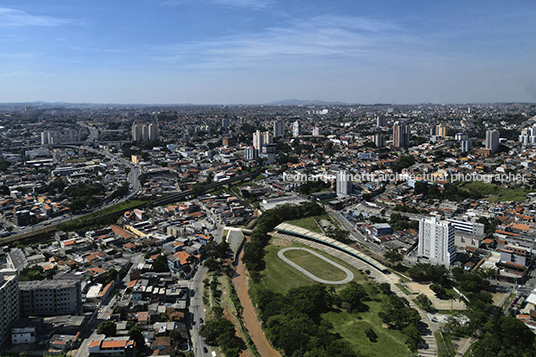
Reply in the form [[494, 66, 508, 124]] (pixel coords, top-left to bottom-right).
[[232, 249, 282, 357]]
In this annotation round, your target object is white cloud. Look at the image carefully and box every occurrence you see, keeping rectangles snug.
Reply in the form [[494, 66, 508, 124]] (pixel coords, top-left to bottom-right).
[[0, 7, 75, 27], [162, 0, 271, 10], [151, 15, 416, 69]]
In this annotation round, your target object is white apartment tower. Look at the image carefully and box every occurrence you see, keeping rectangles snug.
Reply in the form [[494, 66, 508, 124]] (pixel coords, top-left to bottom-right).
[[336, 170, 353, 197], [273, 120, 284, 137], [312, 126, 321, 136], [148, 123, 159, 140], [393, 122, 410, 148], [418, 217, 456, 267], [293, 120, 302, 138], [132, 124, 143, 142], [485, 130, 500, 153], [0, 269, 19, 346], [253, 130, 272, 150], [221, 118, 230, 129]]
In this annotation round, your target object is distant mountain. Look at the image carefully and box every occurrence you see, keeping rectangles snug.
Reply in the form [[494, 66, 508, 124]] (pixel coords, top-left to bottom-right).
[[266, 99, 349, 106]]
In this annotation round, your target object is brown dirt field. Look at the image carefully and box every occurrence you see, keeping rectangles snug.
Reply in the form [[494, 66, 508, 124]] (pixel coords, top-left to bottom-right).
[[232, 250, 282, 357]]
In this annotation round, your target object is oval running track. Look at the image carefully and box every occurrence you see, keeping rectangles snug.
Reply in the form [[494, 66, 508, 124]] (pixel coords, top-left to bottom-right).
[[278, 247, 354, 284]]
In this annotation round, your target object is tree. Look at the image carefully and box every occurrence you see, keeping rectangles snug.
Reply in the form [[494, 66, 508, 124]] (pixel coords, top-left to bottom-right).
[[339, 281, 367, 311], [129, 325, 145, 350], [430, 284, 446, 297], [365, 327, 378, 342], [384, 250, 403, 265], [97, 321, 117, 337], [416, 293, 433, 312]]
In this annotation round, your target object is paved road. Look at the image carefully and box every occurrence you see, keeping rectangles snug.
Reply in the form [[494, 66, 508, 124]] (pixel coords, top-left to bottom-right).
[[188, 205, 225, 357], [278, 247, 354, 284]]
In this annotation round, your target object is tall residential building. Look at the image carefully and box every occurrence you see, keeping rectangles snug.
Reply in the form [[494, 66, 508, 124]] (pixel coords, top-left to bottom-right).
[[374, 134, 385, 148], [418, 217, 456, 267], [393, 122, 410, 148], [148, 123, 159, 140], [293, 120, 302, 138], [273, 120, 284, 137], [0, 269, 19, 346], [460, 139, 472, 153], [221, 118, 230, 129], [485, 130, 500, 153], [377, 116, 387, 127], [245, 147, 259, 161], [19, 279, 81, 317], [41, 132, 49, 145], [435, 125, 447, 137], [253, 130, 272, 150], [336, 171, 353, 197], [132, 124, 143, 142], [312, 126, 321, 136]]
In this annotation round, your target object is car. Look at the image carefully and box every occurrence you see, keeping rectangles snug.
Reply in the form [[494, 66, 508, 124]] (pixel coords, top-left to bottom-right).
[[200, 318, 204, 323], [203, 347, 208, 353]]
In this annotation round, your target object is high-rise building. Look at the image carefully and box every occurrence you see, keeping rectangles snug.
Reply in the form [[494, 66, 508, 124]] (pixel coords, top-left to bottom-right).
[[245, 147, 258, 161], [374, 134, 385, 148], [393, 122, 410, 148], [418, 217, 456, 267], [221, 118, 230, 129], [293, 121, 302, 138], [41, 132, 49, 145], [253, 130, 272, 150], [0, 269, 19, 346], [273, 120, 284, 137], [435, 125, 447, 137], [336, 171, 353, 197], [460, 139, 472, 153], [377, 116, 387, 127], [19, 279, 81, 317], [312, 127, 321, 136], [253, 130, 263, 150], [485, 130, 500, 153], [132, 124, 143, 142], [148, 123, 159, 140]]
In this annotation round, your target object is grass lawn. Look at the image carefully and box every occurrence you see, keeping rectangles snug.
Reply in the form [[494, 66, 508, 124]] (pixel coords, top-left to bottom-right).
[[286, 215, 328, 233], [323, 304, 409, 357], [257, 240, 367, 294], [283, 249, 348, 281], [463, 181, 532, 202], [435, 331, 455, 357]]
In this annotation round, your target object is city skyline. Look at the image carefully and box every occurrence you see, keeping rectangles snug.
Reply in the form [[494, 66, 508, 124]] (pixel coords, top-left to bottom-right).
[[0, 0, 535, 104]]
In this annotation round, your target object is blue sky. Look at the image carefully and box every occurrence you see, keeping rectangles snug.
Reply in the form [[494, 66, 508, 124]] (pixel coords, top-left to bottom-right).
[[0, 0, 535, 104]]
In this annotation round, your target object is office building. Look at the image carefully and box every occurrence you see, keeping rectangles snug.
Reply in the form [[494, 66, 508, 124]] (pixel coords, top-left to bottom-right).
[[374, 134, 385, 148], [0, 269, 19, 346], [292, 120, 302, 138], [273, 120, 284, 137], [446, 218, 485, 235], [485, 130, 500, 153], [393, 122, 410, 148], [19, 279, 81, 317], [245, 147, 258, 161], [418, 217, 456, 267], [336, 170, 353, 197]]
